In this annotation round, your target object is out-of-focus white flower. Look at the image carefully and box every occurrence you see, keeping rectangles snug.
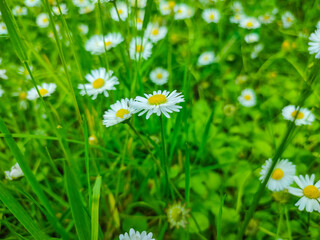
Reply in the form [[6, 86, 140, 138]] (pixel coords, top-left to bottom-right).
[[174, 4, 194, 20], [78, 24, 89, 35], [110, 2, 129, 21], [52, 4, 68, 15], [12, 6, 28, 16], [239, 17, 261, 29], [150, 67, 169, 85], [129, 37, 153, 60], [130, 0, 147, 8], [5, 163, 24, 180], [202, 8, 220, 23], [36, 13, 50, 28], [282, 105, 315, 126], [244, 33, 259, 43], [251, 44, 263, 59], [238, 88, 256, 107], [198, 51, 215, 66], [308, 29, 320, 59], [145, 23, 167, 43], [119, 228, 155, 240], [27, 83, 57, 100], [259, 13, 275, 24], [0, 69, 8, 80], [25, 0, 41, 7], [281, 11, 295, 29]]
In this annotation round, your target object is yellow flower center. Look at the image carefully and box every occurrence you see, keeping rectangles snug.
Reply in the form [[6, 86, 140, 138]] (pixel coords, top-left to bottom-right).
[[209, 14, 215, 20], [105, 41, 112, 46], [39, 88, 48, 96], [156, 73, 163, 79], [286, 17, 292, 23], [137, 18, 143, 23], [169, 1, 175, 9], [19, 92, 27, 100], [136, 44, 144, 53], [235, 14, 240, 20], [264, 15, 270, 20], [116, 108, 130, 119], [171, 207, 183, 223], [303, 185, 320, 199], [92, 78, 105, 89], [148, 94, 167, 105], [177, 9, 182, 14], [246, 21, 253, 27], [152, 28, 159, 35], [291, 110, 304, 119], [272, 168, 284, 180], [244, 95, 251, 101], [2, 26, 5, 30], [43, 18, 48, 23], [118, 9, 123, 14]]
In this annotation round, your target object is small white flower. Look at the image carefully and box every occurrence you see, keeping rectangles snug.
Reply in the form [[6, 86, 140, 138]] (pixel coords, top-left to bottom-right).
[[145, 23, 167, 43], [308, 29, 320, 59], [78, 68, 119, 100], [24, 0, 41, 7], [131, 10, 145, 30], [0, 85, 4, 97], [197, 51, 215, 66], [119, 228, 154, 240], [260, 159, 296, 192], [230, 13, 246, 24], [78, 24, 89, 35], [79, 3, 95, 14], [238, 88, 256, 107], [27, 83, 57, 100], [258, 13, 275, 24], [282, 105, 315, 126], [159, 1, 175, 15], [0, 69, 8, 79], [73, 0, 89, 7], [174, 4, 194, 20], [202, 8, 220, 23], [104, 32, 124, 50], [110, 2, 129, 21], [12, 6, 28, 16], [251, 43, 263, 59], [281, 11, 295, 29], [129, 37, 153, 60], [52, 4, 68, 15], [36, 13, 50, 28], [5, 163, 24, 180], [239, 17, 261, 29], [150, 67, 169, 85], [0, 22, 8, 35], [103, 98, 137, 127], [288, 174, 320, 213], [133, 90, 184, 119], [244, 33, 259, 43], [85, 35, 104, 55], [231, 1, 243, 13], [130, 0, 147, 8], [167, 202, 190, 229]]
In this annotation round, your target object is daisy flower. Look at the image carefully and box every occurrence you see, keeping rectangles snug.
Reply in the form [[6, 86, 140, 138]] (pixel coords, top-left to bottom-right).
[[85, 35, 104, 55], [308, 29, 320, 59], [130, 0, 147, 8], [52, 4, 68, 15], [12, 6, 28, 16], [0, 69, 8, 79], [239, 17, 261, 29], [129, 37, 153, 60], [202, 8, 220, 23], [251, 43, 263, 59], [119, 228, 154, 240], [5, 163, 24, 180], [258, 13, 275, 24], [288, 174, 320, 212], [197, 51, 215, 66], [167, 202, 190, 229], [78, 24, 89, 35], [104, 32, 124, 50], [78, 68, 119, 100], [244, 33, 259, 43], [88, 135, 98, 145], [145, 23, 168, 43], [159, 1, 175, 15], [238, 88, 256, 107], [24, 0, 41, 7], [79, 3, 95, 14], [0, 22, 8, 35], [36, 13, 50, 28], [174, 4, 194, 20], [0, 85, 4, 97], [110, 2, 129, 21], [281, 11, 294, 29], [231, 1, 243, 13], [150, 67, 169, 85], [27, 83, 57, 100], [133, 90, 184, 119], [230, 13, 246, 24], [259, 159, 296, 192], [131, 10, 145, 30], [103, 98, 137, 127], [72, 0, 88, 7], [282, 105, 315, 126], [12, 89, 28, 109]]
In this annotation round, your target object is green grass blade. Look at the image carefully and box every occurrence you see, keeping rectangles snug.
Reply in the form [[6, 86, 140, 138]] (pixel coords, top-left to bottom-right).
[[217, 194, 226, 240], [83, 115, 92, 208], [185, 143, 190, 204], [0, 117, 69, 239], [0, 0, 28, 62], [0, 183, 50, 240], [91, 176, 102, 240], [65, 163, 91, 240]]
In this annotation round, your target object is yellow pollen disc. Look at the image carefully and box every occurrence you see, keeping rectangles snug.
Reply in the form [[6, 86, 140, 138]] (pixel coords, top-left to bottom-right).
[[303, 185, 320, 199], [209, 14, 214, 20], [286, 17, 292, 22], [2, 26, 6, 30], [137, 18, 143, 23], [291, 110, 304, 119], [152, 29, 159, 35], [177, 9, 182, 14], [92, 78, 105, 89], [156, 73, 163, 79], [39, 88, 48, 96], [116, 108, 130, 119], [272, 168, 284, 180], [204, 55, 209, 61], [136, 44, 144, 52], [105, 41, 112, 46], [168, 1, 175, 9], [244, 95, 251, 100], [264, 15, 270, 20], [43, 18, 48, 23], [118, 9, 123, 14], [19, 92, 27, 100], [171, 207, 183, 222], [246, 21, 253, 27], [148, 94, 167, 105], [235, 14, 240, 20]]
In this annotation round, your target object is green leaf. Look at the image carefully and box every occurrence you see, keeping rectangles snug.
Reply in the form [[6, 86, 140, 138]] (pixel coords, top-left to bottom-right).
[[91, 176, 102, 240]]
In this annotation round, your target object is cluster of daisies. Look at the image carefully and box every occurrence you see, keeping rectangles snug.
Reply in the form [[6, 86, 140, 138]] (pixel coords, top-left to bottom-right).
[[260, 159, 320, 213]]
